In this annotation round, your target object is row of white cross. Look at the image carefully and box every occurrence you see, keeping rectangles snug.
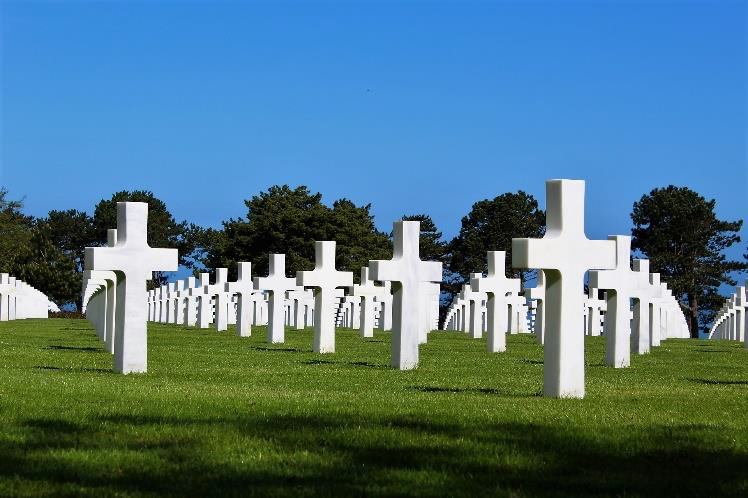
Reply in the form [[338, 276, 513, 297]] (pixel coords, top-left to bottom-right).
[[0, 273, 58, 321], [140, 265, 430, 339], [444, 249, 688, 360], [82, 203, 442, 375], [708, 283, 747, 345], [79, 179, 695, 399]]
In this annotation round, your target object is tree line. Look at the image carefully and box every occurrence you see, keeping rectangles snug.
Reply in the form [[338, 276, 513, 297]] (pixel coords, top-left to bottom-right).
[[0, 184, 744, 336]]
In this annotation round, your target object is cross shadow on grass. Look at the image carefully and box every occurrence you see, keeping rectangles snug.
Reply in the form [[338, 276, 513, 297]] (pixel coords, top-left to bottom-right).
[[523, 359, 543, 365], [33, 365, 111, 374], [302, 359, 335, 366], [1, 413, 745, 496], [45, 345, 102, 352], [687, 378, 748, 386], [301, 359, 388, 369], [249, 346, 302, 353], [408, 385, 540, 397]]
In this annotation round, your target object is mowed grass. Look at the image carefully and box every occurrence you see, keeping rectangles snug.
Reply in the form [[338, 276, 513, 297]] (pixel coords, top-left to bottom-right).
[[0, 319, 747, 497]]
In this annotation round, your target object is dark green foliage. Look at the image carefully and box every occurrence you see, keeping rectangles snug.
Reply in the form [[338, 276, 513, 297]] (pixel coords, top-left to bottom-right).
[[0, 189, 79, 306], [401, 214, 448, 262], [1, 319, 747, 496], [631, 186, 745, 336], [449, 191, 546, 287], [191, 186, 391, 282]]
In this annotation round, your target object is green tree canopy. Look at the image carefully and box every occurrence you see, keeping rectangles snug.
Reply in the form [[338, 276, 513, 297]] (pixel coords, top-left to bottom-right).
[[449, 191, 546, 287], [189, 185, 391, 282], [0, 188, 79, 306], [631, 186, 746, 336], [401, 214, 448, 262]]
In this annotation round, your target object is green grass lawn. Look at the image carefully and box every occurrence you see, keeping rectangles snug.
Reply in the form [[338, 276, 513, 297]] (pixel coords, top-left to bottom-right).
[[1, 318, 746, 497]]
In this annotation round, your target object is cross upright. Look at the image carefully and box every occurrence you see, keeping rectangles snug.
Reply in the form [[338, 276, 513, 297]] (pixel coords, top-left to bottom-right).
[[630, 259, 654, 354], [527, 270, 546, 344], [649, 273, 662, 347], [353, 267, 385, 338], [172, 280, 186, 325], [191, 273, 211, 328], [369, 220, 442, 370], [471, 251, 520, 352], [165, 283, 176, 324], [375, 281, 393, 331], [589, 235, 638, 368], [226, 262, 256, 337], [84, 202, 177, 374], [462, 275, 486, 339], [207, 268, 229, 332], [742, 280, 748, 348], [585, 288, 606, 337], [512, 179, 616, 398], [83, 269, 118, 354], [297, 241, 353, 352], [255, 254, 297, 344]]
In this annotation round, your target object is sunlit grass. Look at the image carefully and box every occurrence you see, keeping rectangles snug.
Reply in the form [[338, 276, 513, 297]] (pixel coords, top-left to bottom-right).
[[0, 318, 746, 496]]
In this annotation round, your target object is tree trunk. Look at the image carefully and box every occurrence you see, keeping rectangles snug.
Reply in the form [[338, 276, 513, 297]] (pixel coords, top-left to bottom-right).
[[688, 294, 699, 338]]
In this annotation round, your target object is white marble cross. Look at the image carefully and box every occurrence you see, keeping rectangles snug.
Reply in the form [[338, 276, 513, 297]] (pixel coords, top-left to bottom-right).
[[353, 267, 385, 338], [471, 251, 520, 352], [208, 268, 229, 332], [462, 276, 486, 339], [83, 269, 117, 353], [84, 202, 177, 374], [512, 179, 616, 398], [255, 254, 296, 343], [172, 280, 186, 325], [649, 272, 662, 347], [585, 288, 605, 337], [527, 270, 546, 344], [375, 281, 393, 331], [298, 241, 353, 352], [226, 262, 255, 337], [369, 220, 442, 370], [192, 273, 212, 328], [589, 235, 637, 368], [630, 260, 652, 353], [190, 273, 210, 328]]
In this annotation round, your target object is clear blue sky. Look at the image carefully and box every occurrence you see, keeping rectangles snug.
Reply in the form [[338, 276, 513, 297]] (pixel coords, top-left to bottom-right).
[[1, 1, 746, 267]]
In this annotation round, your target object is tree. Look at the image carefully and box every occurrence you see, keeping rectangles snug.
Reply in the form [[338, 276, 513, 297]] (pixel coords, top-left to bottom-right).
[[631, 186, 746, 337], [38, 209, 95, 273], [189, 185, 391, 282], [449, 191, 546, 288], [0, 188, 34, 272], [93, 190, 191, 286], [401, 214, 447, 262], [0, 188, 79, 306]]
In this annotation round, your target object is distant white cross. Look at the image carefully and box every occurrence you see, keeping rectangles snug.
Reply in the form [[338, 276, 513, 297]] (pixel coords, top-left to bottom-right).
[[226, 262, 256, 337], [589, 235, 637, 368], [191, 273, 211, 328], [369, 221, 442, 370], [649, 273, 662, 347], [208, 268, 229, 332], [353, 267, 386, 338], [471, 251, 520, 352], [512, 179, 615, 398], [297, 241, 353, 352], [527, 270, 546, 344], [255, 254, 296, 343]]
